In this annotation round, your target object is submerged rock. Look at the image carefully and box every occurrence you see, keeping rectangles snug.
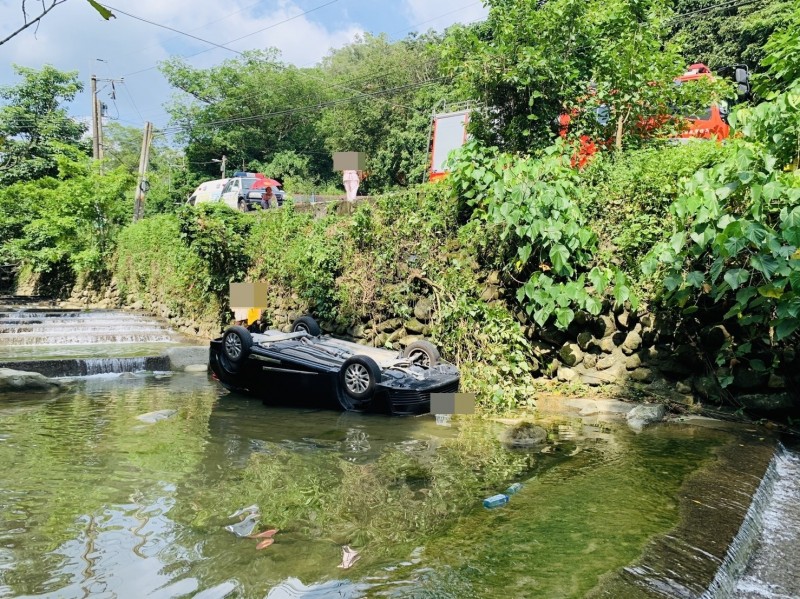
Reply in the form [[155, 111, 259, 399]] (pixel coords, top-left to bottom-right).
[[0, 368, 62, 393], [136, 409, 177, 423], [501, 422, 548, 447], [626, 403, 667, 432]]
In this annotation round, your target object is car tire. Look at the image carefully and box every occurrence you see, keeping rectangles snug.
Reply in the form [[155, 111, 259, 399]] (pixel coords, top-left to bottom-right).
[[291, 315, 321, 336], [403, 340, 440, 366], [238, 199, 248, 212], [222, 326, 252, 364], [339, 355, 381, 406]]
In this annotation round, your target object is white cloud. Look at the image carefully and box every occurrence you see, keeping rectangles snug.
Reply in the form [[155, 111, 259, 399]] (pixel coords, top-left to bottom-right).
[[0, 0, 363, 128], [403, 0, 489, 31]]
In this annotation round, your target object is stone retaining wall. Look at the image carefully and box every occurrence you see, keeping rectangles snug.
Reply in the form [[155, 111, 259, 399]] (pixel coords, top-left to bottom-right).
[[59, 266, 797, 414]]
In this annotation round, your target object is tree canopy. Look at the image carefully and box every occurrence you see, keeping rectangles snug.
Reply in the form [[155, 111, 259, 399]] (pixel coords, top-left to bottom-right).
[[159, 33, 460, 193], [0, 65, 87, 184]]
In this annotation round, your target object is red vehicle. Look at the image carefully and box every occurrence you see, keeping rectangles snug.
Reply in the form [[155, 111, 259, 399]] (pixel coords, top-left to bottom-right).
[[672, 63, 731, 141], [558, 63, 749, 167]]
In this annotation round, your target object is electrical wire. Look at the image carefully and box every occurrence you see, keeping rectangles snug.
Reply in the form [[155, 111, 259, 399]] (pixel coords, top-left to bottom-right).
[[101, 4, 244, 56], [670, 0, 766, 20], [112, 0, 483, 121], [121, 80, 145, 124], [121, 0, 341, 77], [156, 76, 448, 135]]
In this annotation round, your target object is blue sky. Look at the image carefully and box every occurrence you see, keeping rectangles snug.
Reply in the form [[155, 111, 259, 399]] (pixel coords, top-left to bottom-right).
[[0, 0, 488, 132]]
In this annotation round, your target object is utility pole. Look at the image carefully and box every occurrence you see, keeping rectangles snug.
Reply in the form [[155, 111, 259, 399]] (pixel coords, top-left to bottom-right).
[[91, 75, 100, 160], [96, 92, 104, 162], [214, 155, 227, 178], [133, 121, 154, 222], [90, 71, 122, 165]]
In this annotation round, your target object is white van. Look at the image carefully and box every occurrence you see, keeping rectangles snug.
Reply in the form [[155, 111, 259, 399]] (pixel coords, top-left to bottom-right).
[[188, 178, 230, 205]]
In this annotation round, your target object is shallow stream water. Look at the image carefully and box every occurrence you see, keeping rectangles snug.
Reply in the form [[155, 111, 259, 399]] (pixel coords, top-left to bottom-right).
[[0, 372, 777, 598]]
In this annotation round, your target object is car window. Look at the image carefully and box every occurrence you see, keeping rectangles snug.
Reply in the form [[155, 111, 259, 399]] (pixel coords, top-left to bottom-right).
[[240, 178, 258, 191]]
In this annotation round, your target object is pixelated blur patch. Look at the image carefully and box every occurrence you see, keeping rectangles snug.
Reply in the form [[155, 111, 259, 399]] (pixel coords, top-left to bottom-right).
[[431, 393, 475, 415], [333, 152, 366, 171], [230, 282, 268, 309]]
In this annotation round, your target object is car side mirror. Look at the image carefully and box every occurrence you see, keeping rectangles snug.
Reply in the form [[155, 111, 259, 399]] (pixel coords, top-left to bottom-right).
[[734, 66, 750, 97]]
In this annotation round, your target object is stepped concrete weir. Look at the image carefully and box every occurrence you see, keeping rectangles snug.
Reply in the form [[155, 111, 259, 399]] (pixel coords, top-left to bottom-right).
[[0, 300, 208, 377]]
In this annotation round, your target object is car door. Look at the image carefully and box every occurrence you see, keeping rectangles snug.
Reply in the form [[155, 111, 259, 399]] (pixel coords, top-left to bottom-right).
[[220, 179, 240, 208]]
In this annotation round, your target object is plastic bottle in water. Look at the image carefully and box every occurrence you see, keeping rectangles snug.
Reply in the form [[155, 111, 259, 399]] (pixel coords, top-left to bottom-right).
[[506, 483, 523, 495], [483, 493, 509, 509]]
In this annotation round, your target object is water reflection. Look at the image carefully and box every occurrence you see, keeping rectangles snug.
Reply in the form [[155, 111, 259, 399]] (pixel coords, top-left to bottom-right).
[[0, 373, 773, 598]]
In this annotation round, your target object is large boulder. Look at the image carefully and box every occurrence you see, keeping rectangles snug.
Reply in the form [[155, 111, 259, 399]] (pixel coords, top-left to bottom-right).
[[558, 342, 584, 367], [557, 367, 578, 382], [404, 318, 426, 334], [621, 331, 643, 355], [0, 368, 63, 393], [626, 403, 667, 432], [576, 331, 594, 351], [377, 318, 402, 333]]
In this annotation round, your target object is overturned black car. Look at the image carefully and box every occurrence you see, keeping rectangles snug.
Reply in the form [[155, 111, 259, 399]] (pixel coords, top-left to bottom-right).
[[209, 316, 460, 415]]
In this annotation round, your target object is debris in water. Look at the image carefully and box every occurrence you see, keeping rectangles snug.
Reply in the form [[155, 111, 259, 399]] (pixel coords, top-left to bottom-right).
[[256, 538, 274, 550], [249, 528, 278, 539], [224, 513, 259, 537], [136, 409, 177, 423], [228, 504, 260, 519], [338, 545, 360, 569]]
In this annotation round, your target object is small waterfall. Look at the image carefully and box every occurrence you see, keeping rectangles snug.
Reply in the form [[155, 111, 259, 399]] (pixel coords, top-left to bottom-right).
[[81, 358, 150, 375], [0, 332, 175, 345], [0, 306, 200, 374], [0, 309, 180, 347], [702, 443, 799, 598], [0, 356, 172, 377]]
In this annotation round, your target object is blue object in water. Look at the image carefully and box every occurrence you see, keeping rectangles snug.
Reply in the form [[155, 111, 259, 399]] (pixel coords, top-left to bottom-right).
[[506, 483, 523, 495], [483, 494, 509, 509]]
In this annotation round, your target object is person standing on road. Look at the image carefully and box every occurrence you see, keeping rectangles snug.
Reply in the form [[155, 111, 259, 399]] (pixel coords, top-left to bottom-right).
[[343, 169, 359, 201], [262, 186, 274, 209]]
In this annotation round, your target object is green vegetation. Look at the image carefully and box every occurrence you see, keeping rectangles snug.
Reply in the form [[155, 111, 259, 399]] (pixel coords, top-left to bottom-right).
[[161, 32, 458, 193], [0, 65, 86, 184], [671, 0, 795, 78], [643, 83, 800, 381], [0, 151, 133, 295], [442, 0, 726, 152], [1, 0, 799, 410]]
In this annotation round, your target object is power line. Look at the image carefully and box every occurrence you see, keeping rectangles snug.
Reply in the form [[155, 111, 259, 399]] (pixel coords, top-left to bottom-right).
[[671, 0, 766, 20], [121, 0, 342, 78], [101, 4, 244, 56], [120, 80, 145, 124], [158, 76, 448, 135], [114, 1, 482, 121]]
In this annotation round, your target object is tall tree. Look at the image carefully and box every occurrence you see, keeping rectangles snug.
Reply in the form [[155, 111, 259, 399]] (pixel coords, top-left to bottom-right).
[[442, 0, 722, 153], [670, 0, 795, 74], [316, 32, 456, 191], [160, 50, 333, 181], [0, 64, 87, 184]]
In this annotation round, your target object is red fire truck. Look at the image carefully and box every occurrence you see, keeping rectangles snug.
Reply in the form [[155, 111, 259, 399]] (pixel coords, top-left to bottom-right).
[[558, 63, 750, 167]]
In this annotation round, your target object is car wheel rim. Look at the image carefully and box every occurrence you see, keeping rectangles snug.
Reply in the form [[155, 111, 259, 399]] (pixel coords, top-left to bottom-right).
[[408, 349, 430, 366], [225, 334, 242, 359], [345, 364, 370, 394], [296, 323, 309, 333]]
